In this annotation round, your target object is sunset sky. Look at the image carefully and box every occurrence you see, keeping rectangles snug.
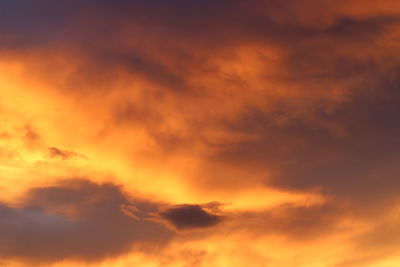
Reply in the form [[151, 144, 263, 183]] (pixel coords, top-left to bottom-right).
[[1, 1, 400, 266]]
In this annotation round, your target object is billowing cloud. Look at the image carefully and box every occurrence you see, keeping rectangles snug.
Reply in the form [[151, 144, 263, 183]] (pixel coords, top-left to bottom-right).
[[1, 0, 400, 266]]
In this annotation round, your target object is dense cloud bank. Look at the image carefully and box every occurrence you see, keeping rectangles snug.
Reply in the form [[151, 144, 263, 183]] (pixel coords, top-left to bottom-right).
[[1, 0, 400, 266]]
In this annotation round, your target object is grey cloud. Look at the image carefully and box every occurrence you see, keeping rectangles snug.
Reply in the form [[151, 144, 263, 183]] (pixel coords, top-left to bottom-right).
[[160, 204, 222, 230], [0, 179, 173, 263]]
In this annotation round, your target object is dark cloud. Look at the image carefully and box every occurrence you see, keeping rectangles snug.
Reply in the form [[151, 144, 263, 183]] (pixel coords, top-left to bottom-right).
[[47, 147, 83, 160], [2, 0, 398, 79], [190, 47, 400, 213], [0, 179, 173, 263], [160, 204, 222, 230], [210, 73, 400, 203]]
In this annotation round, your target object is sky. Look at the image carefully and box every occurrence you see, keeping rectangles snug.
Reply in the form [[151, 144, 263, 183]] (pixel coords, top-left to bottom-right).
[[0, 0, 400, 266]]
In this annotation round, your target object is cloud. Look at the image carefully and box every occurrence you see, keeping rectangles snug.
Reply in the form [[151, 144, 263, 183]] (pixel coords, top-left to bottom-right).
[[225, 203, 345, 241], [0, 179, 173, 263], [160, 204, 223, 230], [0, 0, 398, 209], [1, 0, 400, 266], [47, 147, 84, 160]]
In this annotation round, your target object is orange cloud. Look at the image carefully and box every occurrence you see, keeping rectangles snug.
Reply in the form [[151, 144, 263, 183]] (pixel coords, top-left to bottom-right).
[[1, 0, 400, 266]]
